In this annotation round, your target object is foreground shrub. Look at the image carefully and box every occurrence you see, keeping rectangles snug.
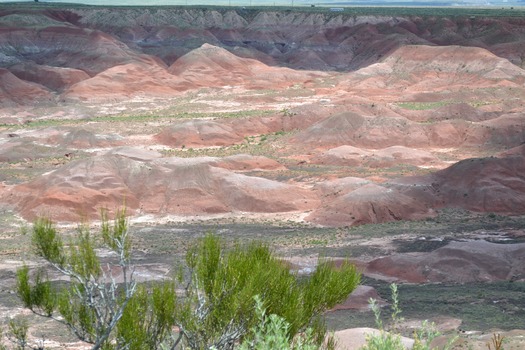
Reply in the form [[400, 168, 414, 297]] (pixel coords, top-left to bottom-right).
[[17, 215, 360, 350], [174, 234, 359, 349], [362, 284, 456, 350], [17, 210, 136, 350], [238, 295, 336, 350]]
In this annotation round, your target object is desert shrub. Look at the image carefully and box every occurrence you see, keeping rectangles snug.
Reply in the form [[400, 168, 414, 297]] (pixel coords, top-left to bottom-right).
[[116, 282, 178, 350], [16, 266, 55, 317], [486, 333, 505, 350], [17, 209, 136, 350], [174, 234, 360, 349], [17, 217, 360, 350], [238, 295, 336, 350], [361, 284, 405, 350], [7, 317, 29, 350], [361, 284, 456, 350]]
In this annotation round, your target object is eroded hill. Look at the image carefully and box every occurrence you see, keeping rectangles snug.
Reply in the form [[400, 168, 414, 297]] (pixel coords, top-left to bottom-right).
[[1, 5, 525, 349], [0, 5, 524, 227]]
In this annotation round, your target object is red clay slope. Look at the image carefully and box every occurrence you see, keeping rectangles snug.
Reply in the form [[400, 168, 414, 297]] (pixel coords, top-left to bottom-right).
[[62, 62, 188, 102], [307, 152, 525, 227], [168, 43, 325, 89], [0, 69, 53, 107], [306, 183, 435, 227], [63, 43, 324, 102], [366, 240, 525, 283], [4, 153, 318, 221], [340, 45, 525, 98], [423, 154, 525, 214]]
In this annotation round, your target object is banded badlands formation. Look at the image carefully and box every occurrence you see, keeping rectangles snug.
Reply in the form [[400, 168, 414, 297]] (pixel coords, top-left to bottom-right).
[[0, 3, 524, 349]]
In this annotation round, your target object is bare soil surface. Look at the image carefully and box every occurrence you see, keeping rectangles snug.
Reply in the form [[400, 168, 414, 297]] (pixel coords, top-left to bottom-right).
[[1, 209, 525, 348], [1, 4, 525, 349]]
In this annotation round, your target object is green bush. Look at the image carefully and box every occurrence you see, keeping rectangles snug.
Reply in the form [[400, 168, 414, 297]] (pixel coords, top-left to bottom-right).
[[17, 209, 136, 350], [361, 284, 405, 350], [17, 216, 360, 350], [238, 295, 331, 350], [361, 284, 456, 350], [7, 317, 29, 350], [16, 266, 55, 316], [174, 234, 360, 349], [116, 283, 177, 350]]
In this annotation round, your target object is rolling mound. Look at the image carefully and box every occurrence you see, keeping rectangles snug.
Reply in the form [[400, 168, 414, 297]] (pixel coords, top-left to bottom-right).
[[0, 69, 53, 107], [389, 152, 525, 217], [311, 145, 366, 167], [291, 110, 525, 151], [380, 45, 524, 79], [63, 62, 188, 102], [168, 43, 322, 89], [0, 24, 158, 76], [155, 104, 342, 149], [9, 63, 90, 92], [0, 128, 124, 164], [499, 144, 525, 157], [305, 183, 434, 227], [312, 145, 439, 168], [61, 33, 326, 102], [0, 140, 65, 164], [428, 103, 494, 122], [366, 240, 525, 283], [213, 154, 286, 172], [307, 151, 525, 227], [313, 177, 371, 198], [342, 45, 525, 97], [155, 119, 245, 148], [4, 153, 317, 221], [289, 111, 437, 149], [46, 129, 125, 149], [426, 155, 525, 214]]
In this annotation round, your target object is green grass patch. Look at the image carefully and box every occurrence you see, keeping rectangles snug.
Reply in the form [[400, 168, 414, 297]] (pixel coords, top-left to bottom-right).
[[385, 281, 525, 331], [1, 110, 275, 130], [161, 130, 290, 158], [325, 278, 525, 332], [342, 208, 525, 239], [396, 98, 501, 111], [396, 101, 454, 110]]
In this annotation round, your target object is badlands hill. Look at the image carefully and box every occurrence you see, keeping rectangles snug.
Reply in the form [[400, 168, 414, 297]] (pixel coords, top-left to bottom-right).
[[1, 6, 525, 347], [0, 6, 525, 104], [0, 5, 524, 227]]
